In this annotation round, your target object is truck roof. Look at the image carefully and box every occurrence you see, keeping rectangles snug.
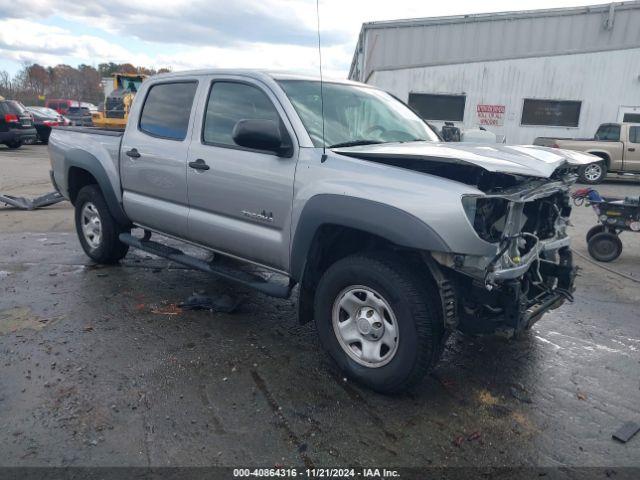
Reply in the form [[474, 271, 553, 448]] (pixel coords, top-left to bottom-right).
[[151, 69, 363, 86]]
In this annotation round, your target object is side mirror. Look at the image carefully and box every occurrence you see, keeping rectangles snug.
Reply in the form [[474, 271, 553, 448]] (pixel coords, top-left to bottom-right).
[[232, 119, 292, 157]]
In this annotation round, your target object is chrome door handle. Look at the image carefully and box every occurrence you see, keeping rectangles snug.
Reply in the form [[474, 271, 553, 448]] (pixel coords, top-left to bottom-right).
[[189, 159, 210, 171], [126, 148, 141, 158]]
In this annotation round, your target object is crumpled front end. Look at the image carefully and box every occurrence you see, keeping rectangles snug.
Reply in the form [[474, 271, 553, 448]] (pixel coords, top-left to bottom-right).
[[431, 171, 577, 337]]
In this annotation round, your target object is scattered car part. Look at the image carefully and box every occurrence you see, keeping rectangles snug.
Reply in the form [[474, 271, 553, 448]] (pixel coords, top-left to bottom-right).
[[612, 421, 640, 443], [0, 191, 65, 210]]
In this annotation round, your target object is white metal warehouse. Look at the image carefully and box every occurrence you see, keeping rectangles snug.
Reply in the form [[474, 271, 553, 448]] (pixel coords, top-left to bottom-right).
[[348, 1, 640, 144]]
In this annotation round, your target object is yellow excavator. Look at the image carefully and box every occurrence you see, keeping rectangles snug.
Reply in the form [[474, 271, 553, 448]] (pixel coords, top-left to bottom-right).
[[93, 73, 147, 129]]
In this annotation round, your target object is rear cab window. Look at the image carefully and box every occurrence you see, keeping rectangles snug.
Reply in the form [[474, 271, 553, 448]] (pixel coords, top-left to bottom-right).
[[595, 124, 621, 141], [139, 81, 198, 140]]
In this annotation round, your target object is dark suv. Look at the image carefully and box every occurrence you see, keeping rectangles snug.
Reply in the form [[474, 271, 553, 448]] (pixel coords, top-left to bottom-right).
[[0, 100, 37, 149]]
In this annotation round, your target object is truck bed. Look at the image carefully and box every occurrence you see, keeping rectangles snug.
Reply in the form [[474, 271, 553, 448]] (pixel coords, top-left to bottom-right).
[[56, 126, 124, 136], [48, 126, 124, 205]]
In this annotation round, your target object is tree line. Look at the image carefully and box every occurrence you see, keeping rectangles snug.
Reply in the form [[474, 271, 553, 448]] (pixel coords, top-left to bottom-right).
[[0, 62, 171, 107]]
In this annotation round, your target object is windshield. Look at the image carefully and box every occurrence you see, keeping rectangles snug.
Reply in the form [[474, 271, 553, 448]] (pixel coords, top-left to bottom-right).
[[278, 80, 439, 148]]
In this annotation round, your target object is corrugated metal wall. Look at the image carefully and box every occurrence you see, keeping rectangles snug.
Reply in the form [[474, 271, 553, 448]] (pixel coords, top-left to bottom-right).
[[369, 47, 640, 144], [350, 2, 640, 82]]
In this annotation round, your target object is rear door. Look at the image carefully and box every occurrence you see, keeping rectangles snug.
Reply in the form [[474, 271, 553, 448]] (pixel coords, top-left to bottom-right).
[[120, 79, 199, 237], [186, 77, 299, 271]]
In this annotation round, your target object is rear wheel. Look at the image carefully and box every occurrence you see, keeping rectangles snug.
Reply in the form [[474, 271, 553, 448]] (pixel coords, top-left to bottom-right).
[[588, 232, 622, 262], [314, 253, 444, 393], [74, 185, 129, 264], [579, 161, 607, 184], [5, 140, 22, 149]]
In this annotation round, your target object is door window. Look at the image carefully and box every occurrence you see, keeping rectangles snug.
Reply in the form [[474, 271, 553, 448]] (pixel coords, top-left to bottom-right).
[[202, 82, 281, 147], [139, 81, 198, 140], [629, 126, 640, 144]]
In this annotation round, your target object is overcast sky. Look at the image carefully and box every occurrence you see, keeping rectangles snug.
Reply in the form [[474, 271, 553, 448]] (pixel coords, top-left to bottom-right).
[[0, 0, 604, 78]]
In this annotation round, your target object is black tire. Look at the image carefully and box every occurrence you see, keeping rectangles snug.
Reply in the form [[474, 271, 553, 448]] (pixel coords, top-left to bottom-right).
[[74, 185, 129, 264], [5, 140, 22, 149], [588, 232, 622, 262], [314, 253, 444, 394], [586, 224, 606, 243], [578, 161, 607, 184]]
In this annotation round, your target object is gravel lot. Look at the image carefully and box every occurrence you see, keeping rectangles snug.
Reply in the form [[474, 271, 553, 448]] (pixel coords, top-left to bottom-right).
[[1, 144, 639, 470]]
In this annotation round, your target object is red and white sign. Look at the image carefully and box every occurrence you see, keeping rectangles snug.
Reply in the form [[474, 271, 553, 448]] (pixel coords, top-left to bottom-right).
[[476, 104, 505, 126]]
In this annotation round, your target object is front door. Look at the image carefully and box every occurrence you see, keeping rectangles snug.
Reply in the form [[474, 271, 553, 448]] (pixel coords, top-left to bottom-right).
[[624, 125, 640, 172], [187, 78, 298, 271], [120, 80, 199, 236]]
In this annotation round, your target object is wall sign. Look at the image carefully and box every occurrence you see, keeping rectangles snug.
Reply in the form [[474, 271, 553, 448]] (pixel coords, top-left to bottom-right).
[[477, 104, 505, 126]]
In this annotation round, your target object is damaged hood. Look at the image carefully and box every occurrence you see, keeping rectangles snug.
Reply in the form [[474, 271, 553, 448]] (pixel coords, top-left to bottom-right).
[[332, 142, 599, 178]]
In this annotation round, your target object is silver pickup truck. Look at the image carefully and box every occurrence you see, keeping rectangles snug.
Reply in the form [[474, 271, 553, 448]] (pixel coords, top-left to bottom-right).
[[49, 70, 598, 393]]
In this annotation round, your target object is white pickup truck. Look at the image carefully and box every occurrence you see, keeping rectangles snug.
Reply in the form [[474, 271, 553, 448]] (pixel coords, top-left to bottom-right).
[[48, 70, 598, 392]]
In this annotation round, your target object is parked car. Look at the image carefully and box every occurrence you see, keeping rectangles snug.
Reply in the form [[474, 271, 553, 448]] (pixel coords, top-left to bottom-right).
[[65, 107, 93, 127], [26, 107, 61, 144], [45, 99, 79, 115], [48, 70, 598, 392], [0, 99, 37, 149], [534, 123, 640, 184]]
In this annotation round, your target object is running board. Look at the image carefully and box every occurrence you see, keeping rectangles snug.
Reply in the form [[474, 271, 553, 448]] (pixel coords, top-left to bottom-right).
[[119, 233, 293, 299]]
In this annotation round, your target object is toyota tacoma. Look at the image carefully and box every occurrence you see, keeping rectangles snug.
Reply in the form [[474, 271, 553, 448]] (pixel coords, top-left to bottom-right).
[[48, 70, 598, 392]]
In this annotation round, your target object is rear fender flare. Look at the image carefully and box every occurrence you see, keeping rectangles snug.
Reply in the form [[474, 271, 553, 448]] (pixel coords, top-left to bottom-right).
[[64, 149, 130, 225]]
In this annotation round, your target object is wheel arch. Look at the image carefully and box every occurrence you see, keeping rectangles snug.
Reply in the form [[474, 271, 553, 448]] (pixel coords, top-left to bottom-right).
[[585, 150, 611, 167], [64, 150, 130, 226], [290, 195, 451, 324]]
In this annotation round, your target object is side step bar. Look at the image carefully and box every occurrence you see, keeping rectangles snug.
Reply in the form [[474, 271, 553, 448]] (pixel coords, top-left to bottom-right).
[[119, 233, 293, 299]]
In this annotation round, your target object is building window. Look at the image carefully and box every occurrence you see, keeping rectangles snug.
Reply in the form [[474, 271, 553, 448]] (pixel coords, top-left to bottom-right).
[[623, 113, 640, 123], [408, 93, 466, 122], [521, 99, 581, 127]]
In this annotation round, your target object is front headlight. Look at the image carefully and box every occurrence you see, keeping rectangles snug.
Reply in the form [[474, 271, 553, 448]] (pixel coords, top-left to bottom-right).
[[461, 195, 479, 226], [462, 196, 509, 243]]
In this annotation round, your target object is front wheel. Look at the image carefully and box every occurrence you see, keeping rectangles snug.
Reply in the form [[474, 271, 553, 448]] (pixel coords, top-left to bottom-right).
[[5, 140, 22, 149], [314, 253, 444, 394], [74, 185, 129, 264], [579, 161, 607, 184]]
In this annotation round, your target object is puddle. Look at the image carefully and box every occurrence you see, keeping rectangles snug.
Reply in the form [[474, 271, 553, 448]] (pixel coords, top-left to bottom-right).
[[0, 306, 59, 335]]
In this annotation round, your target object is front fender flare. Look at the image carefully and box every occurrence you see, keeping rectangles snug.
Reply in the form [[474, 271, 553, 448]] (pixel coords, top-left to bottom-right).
[[289, 194, 451, 281]]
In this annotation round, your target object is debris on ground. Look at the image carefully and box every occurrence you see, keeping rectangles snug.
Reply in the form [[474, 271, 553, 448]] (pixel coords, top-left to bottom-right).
[[179, 293, 240, 313], [612, 421, 640, 443], [510, 385, 533, 404], [452, 435, 465, 447], [0, 191, 65, 210], [467, 431, 482, 442], [150, 304, 182, 316], [577, 391, 588, 401]]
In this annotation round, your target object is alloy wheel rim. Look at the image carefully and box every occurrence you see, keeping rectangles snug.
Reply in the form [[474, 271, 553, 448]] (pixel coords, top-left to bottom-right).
[[81, 202, 102, 249], [584, 164, 602, 181], [332, 285, 399, 368]]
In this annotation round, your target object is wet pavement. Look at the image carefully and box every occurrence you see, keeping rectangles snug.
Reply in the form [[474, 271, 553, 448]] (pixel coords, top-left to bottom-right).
[[1, 144, 639, 468]]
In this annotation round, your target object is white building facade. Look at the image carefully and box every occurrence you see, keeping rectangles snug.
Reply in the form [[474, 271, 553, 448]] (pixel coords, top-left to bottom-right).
[[349, 2, 640, 144]]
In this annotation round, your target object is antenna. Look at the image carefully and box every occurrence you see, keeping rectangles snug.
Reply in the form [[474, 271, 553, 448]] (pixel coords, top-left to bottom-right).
[[316, 0, 327, 161]]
